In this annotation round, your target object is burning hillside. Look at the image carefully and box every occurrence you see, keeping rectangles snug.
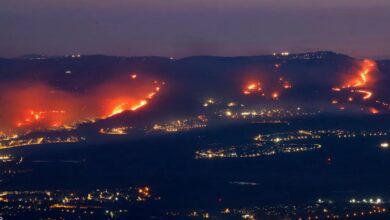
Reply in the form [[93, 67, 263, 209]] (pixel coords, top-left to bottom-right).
[[330, 59, 386, 113], [0, 74, 163, 134]]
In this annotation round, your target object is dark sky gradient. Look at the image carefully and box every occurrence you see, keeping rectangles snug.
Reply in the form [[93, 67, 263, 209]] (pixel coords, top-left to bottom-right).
[[1, 0, 390, 58]]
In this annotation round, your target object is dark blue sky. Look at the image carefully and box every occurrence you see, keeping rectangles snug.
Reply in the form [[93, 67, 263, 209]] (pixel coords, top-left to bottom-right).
[[1, 0, 390, 58]]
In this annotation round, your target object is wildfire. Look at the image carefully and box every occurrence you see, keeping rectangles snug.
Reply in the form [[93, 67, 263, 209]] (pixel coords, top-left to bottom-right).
[[272, 92, 279, 100], [283, 82, 292, 89], [243, 82, 262, 95], [278, 77, 292, 89], [332, 87, 341, 92], [355, 90, 372, 100], [369, 107, 379, 114], [16, 110, 66, 128], [242, 76, 291, 99], [332, 59, 377, 109], [331, 59, 385, 114], [108, 100, 148, 117], [0, 74, 163, 133], [109, 103, 129, 117], [131, 100, 148, 111], [343, 59, 376, 89]]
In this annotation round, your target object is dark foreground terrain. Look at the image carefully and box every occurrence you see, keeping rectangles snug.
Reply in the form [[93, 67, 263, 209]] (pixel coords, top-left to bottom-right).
[[1, 114, 390, 219]]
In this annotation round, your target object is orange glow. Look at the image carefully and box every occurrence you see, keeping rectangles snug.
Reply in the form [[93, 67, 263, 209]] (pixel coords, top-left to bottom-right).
[[272, 92, 279, 99], [148, 92, 156, 99], [243, 82, 262, 95], [0, 74, 163, 133], [332, 87, 341, 92], [248, 84, 256, 90], [355, 90, 372, 100], [342, 59, 376, 89], [283, 81, 292, 89], [107, 99, 148, 117], [333, 59, 377, 104], [369, 107, 379, 114], [108, 102, 129, 117], [243, 77, 291, 99], [16, 110, 66, 128], [131, 100, 148, 111], [131, 74, 137, 79]]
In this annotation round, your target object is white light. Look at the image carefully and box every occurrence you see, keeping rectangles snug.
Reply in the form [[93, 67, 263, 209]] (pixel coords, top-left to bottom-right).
[[380, 142, 389, 148]]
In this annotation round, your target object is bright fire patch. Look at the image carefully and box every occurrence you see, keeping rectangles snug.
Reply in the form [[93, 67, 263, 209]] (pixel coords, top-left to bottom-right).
[[0, 74, 163, 133]]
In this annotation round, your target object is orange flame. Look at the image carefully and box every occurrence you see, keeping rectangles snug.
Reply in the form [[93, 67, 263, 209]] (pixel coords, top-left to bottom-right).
[[272, 92, 279, 99], [343, 59, 376, 89], [108, 100, 148, 117], [243, 77, 290, 99], [334, 59, 377, 103], [0, 74, 163, 133], [355, 90, 372, 100], [369, 107, 379, 114], [243, 82, 262, 95]]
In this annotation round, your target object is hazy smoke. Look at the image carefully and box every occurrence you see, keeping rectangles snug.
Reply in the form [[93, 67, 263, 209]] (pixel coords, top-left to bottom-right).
[[0, 74, 161, 133]]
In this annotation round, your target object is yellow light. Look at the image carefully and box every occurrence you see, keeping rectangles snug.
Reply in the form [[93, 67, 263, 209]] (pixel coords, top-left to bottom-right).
[[225, 111, 232, 117]]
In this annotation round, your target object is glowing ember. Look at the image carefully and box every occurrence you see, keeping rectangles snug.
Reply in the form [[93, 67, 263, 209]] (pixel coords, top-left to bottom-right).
[[355, 90, 372, 100], [272, 92, 279, 100], [369, 107, 379, 114], [148, 92, 156, 99], [243, 82, 262, 95], [332, 87, 341, 92], [243, 77, 291, 99], [283, 82, 292, 89], [247, 84, 256, 90]]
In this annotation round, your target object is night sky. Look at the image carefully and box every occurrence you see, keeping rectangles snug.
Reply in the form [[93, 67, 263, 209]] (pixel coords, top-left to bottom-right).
[[1, 0, 390, 58]]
